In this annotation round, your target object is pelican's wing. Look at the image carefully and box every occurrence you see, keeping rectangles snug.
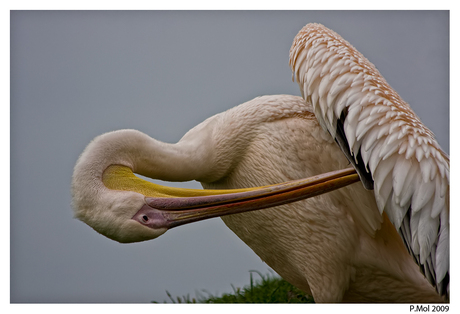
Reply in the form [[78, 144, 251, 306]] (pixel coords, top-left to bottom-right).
[[289, 23, 449, 295]]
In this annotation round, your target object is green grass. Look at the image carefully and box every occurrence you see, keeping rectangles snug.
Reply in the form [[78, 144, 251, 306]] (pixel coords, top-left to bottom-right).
[[153, 270, 315, 303]]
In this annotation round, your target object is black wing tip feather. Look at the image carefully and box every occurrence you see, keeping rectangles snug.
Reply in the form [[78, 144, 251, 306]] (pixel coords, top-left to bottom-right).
[[335, 111, 374, 190], [398, 200, 449, 298]]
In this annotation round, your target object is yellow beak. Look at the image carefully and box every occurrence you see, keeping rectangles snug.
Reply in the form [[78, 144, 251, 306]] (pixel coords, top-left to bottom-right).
[[103, 165, 359, 230]]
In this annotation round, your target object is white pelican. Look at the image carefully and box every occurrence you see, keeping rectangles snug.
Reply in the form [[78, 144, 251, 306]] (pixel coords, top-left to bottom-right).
[[72, 24, 449, 303]]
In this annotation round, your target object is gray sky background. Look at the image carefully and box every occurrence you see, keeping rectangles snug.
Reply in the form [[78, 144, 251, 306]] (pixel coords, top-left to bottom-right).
[[10, 11, 449, 303]]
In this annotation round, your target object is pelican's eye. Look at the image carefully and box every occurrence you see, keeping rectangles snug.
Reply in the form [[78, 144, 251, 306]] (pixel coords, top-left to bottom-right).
[[142, 215, 149, 222]]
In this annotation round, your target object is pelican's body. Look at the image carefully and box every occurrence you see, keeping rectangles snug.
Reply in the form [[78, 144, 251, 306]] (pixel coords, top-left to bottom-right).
[[197, 96, 442, 302], [72, 24, 449, 303]]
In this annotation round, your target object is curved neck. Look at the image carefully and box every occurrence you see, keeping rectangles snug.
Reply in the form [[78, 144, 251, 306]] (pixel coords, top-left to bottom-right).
[[78, 129, 207, 183], [74, 95, 314, 195]]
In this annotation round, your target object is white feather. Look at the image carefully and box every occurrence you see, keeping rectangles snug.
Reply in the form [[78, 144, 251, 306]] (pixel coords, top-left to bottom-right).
[[388, 192, 410, 230], [435, 210, 449, 281], [418, 198, 439, 264], [410, 209, 421, 255], [392, 155, 412, 199], [411, 176, 436, 213]]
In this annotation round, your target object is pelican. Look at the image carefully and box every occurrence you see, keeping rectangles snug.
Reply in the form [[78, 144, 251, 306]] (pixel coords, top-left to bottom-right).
[[72, 24, 449, 303]]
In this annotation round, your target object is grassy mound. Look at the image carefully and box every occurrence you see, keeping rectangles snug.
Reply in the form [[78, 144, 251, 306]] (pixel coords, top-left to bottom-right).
[[155, 270, 315, 303]]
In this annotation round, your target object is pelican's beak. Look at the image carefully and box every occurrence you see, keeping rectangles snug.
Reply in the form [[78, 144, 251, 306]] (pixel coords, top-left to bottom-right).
[[102, 165, 359, 230]]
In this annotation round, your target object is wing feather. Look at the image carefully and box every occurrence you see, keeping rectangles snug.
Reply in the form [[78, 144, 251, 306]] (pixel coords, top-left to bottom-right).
[[289, 23, 449, 296]]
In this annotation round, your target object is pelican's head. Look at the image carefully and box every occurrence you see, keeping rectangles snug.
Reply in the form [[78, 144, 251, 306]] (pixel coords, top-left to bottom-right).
[[72, 130, 359, 244], [72, 158, 169, 243]]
